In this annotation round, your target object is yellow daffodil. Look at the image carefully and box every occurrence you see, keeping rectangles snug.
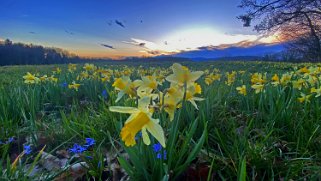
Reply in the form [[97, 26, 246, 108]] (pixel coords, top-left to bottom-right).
[[109, 97, 165, 147], [49, 75, 58, 83], [83, 63, 96, 71], [162, 95, 181, 121], [251, 73, 266, 84], [292, 79, 305, 90], [166, 63, 203, 86], [68, 81, 81, 91], [271, 74, 280, 86], [136, 75, 159, 95], [311, 87, 321, 97], [298, 66, 310, 74], [251, 84, 264, 94], [298, 93, 311, 103], [40, 75, 48, 82], [185, 83, 204, 109], [236, 85, 247, 96], [68, 64, 77, 72], [112, 76, 139, 102], [53, 67, 61, 74], [23, 72, 39, 84], [280, 73, 292, 86], [225, 71, 237, 86]]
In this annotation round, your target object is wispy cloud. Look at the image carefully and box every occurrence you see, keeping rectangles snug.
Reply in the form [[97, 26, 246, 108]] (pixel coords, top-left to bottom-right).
[[100, 43, 115, 49]]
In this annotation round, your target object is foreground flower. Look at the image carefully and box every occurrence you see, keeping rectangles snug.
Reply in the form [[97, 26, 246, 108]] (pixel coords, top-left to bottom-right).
[[109, 97, 166, 147], [236, 85, 247, 96], [166, 63, 203, 86], [69, 144, 87, 154], [23, 72, 39, 84]]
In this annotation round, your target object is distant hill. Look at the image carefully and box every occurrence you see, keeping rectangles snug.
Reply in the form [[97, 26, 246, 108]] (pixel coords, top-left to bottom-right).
[[171, 43, 285, 60]]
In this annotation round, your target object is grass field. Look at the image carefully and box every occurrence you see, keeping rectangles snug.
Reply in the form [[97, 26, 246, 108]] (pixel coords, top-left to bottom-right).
[[1, 61, 321, 180]]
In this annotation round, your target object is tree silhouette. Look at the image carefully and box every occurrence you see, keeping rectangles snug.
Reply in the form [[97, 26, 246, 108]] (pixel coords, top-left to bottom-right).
[[239, 0, 321, 61]]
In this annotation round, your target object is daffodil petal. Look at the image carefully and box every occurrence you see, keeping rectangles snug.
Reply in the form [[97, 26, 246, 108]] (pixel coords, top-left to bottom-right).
[[165, 74, 178, 84], [146, 119, 166, 148], [138, 96, 150, 111], [190, 71, 204, 82], [115, 91, 125, 102], [109, 106, 138, 114], [189, 100, 199, 110], [141, 127, 150, 145]]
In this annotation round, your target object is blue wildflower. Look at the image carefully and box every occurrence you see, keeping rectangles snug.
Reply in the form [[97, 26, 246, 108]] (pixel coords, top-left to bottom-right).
[[60, 82, 68, 88], [156, 150, 167, 160], [7, 137, 14, 143], [84, 138, 95, 147], [102, 90, 108, 99], [97, 161, 101, 168], [152, 143, 162, 152], [69, 144, 87, 154], [24, 145, 32, 155]]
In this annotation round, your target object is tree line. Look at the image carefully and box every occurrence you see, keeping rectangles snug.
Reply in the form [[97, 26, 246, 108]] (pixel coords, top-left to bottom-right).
[[0, 39, 86, 66]]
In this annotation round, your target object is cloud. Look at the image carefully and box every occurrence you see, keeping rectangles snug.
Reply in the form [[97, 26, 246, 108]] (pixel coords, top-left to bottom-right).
[[100, 43, 115, 49], [115, 20, 125, 28]]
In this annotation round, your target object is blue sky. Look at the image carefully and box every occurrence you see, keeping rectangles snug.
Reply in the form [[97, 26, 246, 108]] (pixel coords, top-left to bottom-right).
[[0, 0, 275, 58]]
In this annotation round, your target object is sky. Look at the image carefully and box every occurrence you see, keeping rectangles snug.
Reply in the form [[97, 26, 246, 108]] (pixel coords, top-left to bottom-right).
[[0, 0, 278, 59]]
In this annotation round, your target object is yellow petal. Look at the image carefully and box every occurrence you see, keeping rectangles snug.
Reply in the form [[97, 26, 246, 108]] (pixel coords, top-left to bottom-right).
[[145, 119, 166, 148], [141, 128, 151, 145], [190, 71, 204, 82], [120, 112, 150, 147], [109, 106, 138, 114]]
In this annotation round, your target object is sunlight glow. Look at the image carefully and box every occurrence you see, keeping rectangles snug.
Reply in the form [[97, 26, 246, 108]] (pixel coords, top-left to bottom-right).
[[130, 27, 279, 56]]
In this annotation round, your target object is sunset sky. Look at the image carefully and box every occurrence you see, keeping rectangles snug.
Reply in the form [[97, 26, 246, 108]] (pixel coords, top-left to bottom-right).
[[0, 0, 279, 58]]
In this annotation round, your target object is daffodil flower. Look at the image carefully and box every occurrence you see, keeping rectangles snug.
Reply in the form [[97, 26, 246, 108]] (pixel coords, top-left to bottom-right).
[[112, 76, 139, 102], [298, 93, 311, 103], [166, 63, 203, 86], [83, 63, 96, 71], [23, 72, 40, 84], [236, 85, 247, 96], [185, 83, 204, 109], [311, 87, 321, 97], [68, 81, 81, 91], [109, 97, 165, 147], [251, 84, 264, 94]]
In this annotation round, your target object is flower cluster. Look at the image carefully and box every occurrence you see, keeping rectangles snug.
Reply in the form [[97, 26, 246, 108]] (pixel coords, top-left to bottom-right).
[[69, 138, 96, 154], [152, 143, 167, 160], [109, 63, 204, 148]]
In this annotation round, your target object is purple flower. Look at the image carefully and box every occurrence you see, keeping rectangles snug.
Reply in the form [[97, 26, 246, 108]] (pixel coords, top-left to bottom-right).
[[69, 144, 87, 154], [24, 145, 32, 155], [84, 138, 95, 147]]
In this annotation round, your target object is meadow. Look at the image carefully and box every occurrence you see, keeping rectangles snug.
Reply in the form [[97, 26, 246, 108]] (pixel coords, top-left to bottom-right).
[[1, 61, 321, 180]]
